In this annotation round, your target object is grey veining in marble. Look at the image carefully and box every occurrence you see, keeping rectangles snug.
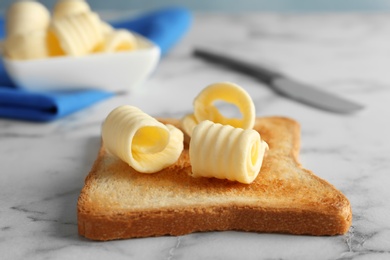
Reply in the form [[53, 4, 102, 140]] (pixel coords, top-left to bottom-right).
[[2, 12, 390, 260]]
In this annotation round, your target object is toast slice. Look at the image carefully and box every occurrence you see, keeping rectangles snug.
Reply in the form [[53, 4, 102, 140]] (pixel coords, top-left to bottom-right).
[[77, 117, 352, 241]]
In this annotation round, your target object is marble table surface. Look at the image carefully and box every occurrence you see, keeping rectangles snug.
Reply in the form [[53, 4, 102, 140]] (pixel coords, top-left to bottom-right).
[[2, 11, 390, 260]]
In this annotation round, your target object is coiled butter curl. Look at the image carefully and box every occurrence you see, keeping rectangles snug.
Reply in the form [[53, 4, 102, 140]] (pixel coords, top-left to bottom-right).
[[102, 105, 184, 173], [189, 120, 268, 184]]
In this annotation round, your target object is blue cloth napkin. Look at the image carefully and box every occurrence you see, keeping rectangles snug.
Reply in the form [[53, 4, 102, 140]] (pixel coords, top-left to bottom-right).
[[0, 6, 192, 122]]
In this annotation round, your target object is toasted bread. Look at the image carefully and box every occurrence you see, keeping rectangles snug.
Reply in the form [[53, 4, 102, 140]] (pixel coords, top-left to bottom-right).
[[77, 117, 352, 241]]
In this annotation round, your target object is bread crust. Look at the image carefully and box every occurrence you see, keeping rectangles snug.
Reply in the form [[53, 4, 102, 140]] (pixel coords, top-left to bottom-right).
[[77, 117, 352, 241]]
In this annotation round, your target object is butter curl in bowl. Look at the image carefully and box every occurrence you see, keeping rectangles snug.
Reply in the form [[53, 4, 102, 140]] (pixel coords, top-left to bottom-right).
[[1, 0, 160, 92]]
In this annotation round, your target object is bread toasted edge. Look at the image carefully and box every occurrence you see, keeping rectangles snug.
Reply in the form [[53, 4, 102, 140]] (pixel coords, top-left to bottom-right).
[[78, 205, 352, 241], [77, 116, 352, 240]]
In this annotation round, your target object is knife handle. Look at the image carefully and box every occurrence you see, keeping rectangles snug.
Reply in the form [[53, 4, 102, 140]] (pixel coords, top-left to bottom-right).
[[193, 48, 281, 84]]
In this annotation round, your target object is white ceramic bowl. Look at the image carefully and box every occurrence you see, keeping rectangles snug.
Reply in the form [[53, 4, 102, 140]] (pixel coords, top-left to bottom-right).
[[2, 32, 160, 92]]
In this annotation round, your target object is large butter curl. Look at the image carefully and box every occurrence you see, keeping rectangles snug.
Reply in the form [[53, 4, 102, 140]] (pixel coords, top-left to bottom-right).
[[189, 120, 268, 184], [102, 105, 184, 173], [181, 82, 256, 137], [4, 1, 51, 59], [52, 0, 114, 52], [6, 0, 50, 36], [49, 11, 104, 56]]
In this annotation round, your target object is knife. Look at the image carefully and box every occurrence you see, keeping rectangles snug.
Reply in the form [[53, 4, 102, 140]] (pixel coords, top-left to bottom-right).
[[193, 48, 364, 114]]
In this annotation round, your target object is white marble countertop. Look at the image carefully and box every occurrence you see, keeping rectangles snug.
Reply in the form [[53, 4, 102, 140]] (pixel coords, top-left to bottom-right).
[[2, 12, 390, 260]]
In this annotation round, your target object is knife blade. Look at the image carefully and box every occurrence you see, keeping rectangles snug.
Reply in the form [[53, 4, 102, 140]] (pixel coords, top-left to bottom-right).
[[193, 48, 364, 114]]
